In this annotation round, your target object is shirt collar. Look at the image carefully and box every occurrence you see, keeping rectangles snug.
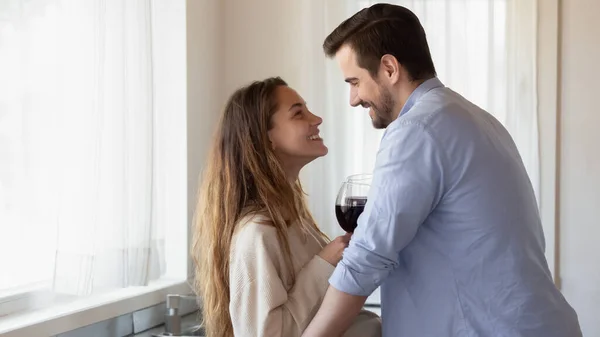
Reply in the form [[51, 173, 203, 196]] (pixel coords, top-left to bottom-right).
[[398, 77, 444, 117]]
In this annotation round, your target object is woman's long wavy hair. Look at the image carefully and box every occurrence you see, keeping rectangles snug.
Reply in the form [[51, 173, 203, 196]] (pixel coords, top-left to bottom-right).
[[192, 77, 328, 337]]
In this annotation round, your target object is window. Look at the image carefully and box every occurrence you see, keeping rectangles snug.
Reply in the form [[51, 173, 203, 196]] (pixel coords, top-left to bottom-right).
[[0, 0, 187, 331]]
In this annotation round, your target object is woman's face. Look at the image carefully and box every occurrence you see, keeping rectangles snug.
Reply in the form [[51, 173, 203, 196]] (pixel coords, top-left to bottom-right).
[[268, 85, 328, 172]]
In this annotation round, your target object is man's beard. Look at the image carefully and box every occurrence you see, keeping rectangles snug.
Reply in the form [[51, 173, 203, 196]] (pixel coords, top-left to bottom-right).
[[369, 86, 396, 129]]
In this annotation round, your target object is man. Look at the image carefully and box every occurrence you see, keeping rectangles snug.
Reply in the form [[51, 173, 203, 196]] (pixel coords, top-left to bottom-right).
[[302, 4, 581, 337]]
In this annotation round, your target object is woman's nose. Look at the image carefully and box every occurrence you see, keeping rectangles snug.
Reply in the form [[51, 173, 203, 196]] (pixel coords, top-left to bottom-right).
[[309, 112, 323, 126]]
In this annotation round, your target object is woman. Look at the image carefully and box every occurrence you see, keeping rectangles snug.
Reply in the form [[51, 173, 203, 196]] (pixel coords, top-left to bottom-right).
[[192, 77, 381, 337]]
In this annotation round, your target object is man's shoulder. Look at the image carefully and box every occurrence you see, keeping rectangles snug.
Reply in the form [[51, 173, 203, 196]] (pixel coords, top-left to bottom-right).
[[392, 87, 490, 139], [405, 86, 467, 120]]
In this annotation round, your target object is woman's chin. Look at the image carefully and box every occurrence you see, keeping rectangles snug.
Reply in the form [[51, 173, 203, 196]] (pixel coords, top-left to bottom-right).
[[314, 143, 328, 157], [302, 147, 329, 165]]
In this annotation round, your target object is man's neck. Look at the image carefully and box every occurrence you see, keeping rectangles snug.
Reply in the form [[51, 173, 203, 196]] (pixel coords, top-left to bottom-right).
[[392, 77, 431, 120]]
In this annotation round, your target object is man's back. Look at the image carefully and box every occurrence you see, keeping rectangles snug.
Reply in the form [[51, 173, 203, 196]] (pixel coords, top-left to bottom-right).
[[379, 81, 581, 336]]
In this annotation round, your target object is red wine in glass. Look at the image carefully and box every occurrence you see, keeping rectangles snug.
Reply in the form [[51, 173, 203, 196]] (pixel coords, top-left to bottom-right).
[[335, 197, 367, 232], [335, 182, 369, 233]]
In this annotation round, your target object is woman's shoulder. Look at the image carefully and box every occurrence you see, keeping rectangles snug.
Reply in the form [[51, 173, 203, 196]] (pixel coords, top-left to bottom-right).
[[231, 214, 280, 253], [234, 213, 277, 238]]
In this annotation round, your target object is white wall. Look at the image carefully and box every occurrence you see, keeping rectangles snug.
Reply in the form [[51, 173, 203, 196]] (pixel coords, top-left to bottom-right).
[[152, 0, 188, 280], [221, 0, 310, 95], [558, 0, 600, 334], [186, 0, 223, 276]]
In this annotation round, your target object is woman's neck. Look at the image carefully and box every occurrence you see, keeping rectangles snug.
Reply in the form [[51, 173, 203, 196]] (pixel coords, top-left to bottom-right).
[[284, 166, 301, 185]]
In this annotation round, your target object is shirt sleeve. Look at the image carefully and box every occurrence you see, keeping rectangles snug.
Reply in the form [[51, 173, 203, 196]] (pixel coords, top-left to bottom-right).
[[329, 122, 446, 296], [229, 225, 335, 337]]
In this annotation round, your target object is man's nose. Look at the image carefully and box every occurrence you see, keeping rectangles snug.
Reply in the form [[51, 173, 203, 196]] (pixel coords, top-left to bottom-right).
[[349, 88, 360, 107]]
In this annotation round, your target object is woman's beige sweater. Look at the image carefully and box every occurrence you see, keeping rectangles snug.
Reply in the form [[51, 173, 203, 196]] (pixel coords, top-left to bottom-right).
[[229, 215, 381, 337]]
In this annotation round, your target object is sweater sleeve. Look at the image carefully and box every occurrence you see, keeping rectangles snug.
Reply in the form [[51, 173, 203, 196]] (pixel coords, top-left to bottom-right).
[[229, 224, 335, 337]]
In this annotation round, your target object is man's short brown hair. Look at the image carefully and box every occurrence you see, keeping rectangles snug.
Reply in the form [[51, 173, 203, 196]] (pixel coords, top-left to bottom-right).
[[323, 3, 436, 81]]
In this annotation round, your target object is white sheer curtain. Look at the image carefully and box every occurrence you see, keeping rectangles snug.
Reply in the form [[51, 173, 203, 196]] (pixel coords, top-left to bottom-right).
[[0, 0, 165, 299], [298, 0, 539, 237]]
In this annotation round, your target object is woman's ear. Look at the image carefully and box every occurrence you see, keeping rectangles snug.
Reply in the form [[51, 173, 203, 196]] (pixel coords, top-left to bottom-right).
[[267, 130, 275, 149]]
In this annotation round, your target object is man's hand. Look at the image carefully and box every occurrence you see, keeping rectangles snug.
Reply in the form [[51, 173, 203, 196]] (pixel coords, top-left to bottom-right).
[[302, 285, 367, 337]]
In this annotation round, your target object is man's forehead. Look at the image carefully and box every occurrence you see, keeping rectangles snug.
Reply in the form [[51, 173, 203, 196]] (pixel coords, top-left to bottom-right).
[[335, 44, 357, 67]]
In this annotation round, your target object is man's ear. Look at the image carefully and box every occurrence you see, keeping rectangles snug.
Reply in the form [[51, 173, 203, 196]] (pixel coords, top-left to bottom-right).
[[380, 54, 401, 85]]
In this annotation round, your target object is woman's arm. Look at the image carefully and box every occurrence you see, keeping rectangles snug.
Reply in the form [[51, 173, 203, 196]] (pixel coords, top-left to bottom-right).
[[229, 224, 334, 337]]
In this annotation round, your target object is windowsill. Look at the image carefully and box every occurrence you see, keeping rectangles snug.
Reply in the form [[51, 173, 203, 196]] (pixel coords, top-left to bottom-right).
[[0, 282, 58, 318], [0, 278, 192, 337], [133, 312, 200, 337]]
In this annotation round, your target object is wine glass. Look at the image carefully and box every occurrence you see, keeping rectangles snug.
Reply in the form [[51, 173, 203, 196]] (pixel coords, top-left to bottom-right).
[[335, 181, 370, 233], [346, 173, 373, 184]]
